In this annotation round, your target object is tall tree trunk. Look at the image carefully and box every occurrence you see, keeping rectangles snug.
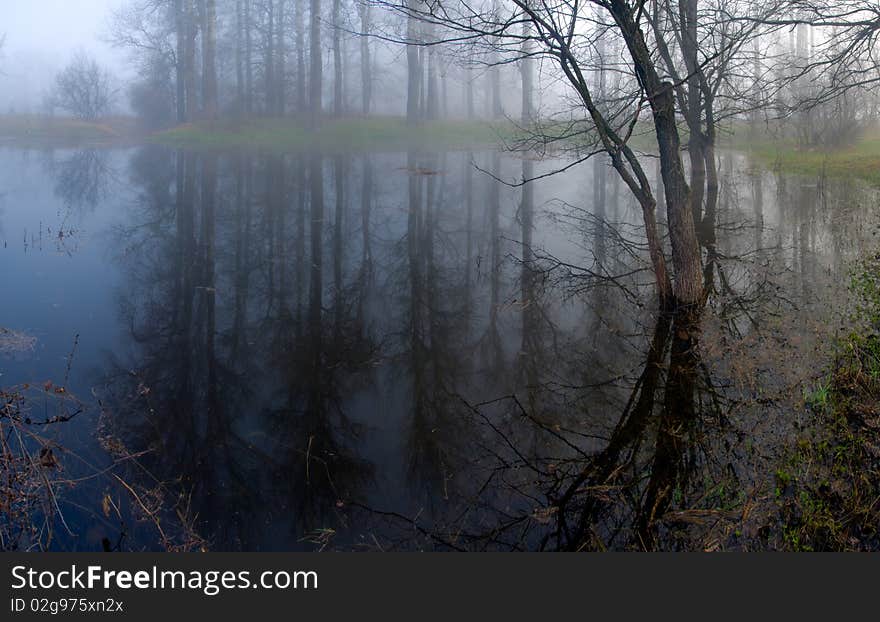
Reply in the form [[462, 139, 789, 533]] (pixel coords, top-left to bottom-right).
[[184, 0, 198, 121], [426, 38, 439, 120], [235, 0, 245, 116], [680, 0, 704, 225], [405, 6, 422, 124], [521, 10, 533, 123], [245, 0, 253, 115], [465, 51, 474, 119], [609, 0, 702, 308], [490, 63, 502, 118], [266, 0, 276, 115], [440, 61, 448, 118], [277, 0, 287, 115], [175, 0, 187, 122], [295, 0, 306, 114], [332, 0, 343, 117], [309, 0, 323, 127], [359, 3, 371, 115], [200, 0, 218, 119]]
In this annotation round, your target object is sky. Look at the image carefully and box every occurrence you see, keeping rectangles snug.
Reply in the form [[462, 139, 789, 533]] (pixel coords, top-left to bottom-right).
[[1, 0, 128, 112]]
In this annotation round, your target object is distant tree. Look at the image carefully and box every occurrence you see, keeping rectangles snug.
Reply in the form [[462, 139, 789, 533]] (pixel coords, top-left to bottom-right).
[[50, 52, 116, 120], [129, 51, 177, 128]]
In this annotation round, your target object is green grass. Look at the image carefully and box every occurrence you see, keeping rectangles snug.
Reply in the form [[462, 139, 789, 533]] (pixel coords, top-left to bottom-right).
[[151, 116, 513, 152], [0, 115, 129, 145], [773, 254, 880, 550], [722, 125, 880, 185]]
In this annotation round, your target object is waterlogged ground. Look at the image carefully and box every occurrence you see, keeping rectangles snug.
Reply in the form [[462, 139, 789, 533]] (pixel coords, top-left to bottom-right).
[[1, 145, 877, 550]]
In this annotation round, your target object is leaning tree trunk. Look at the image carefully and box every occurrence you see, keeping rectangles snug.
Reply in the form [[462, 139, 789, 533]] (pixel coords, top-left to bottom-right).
[[610, 0, 702, 309]]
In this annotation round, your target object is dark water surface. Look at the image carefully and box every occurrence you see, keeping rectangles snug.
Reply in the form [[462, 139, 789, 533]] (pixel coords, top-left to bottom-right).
[[1, 145, 877, 550]]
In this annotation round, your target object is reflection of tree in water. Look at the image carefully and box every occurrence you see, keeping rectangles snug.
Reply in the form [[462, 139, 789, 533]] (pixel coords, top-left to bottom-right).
[[264, 153, 374, 539], [85, 146, 876, 551], [400, 150, 471, 505], [383, 158, 752, 551], [99, 149, 375, 549], [47, 148, 113, 214]]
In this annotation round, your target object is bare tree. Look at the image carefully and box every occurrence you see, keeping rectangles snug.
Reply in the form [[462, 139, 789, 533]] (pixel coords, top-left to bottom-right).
[[50, 51, 116, 120]]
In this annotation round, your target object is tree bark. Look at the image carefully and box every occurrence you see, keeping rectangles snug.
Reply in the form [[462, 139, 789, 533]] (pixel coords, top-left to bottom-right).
[[245, 0, 253, 115], [359, 3, 372, 115], [609, 0, 702, 308], [183, 0, 198, 121], [332, 0, 343, 117], [266, 0, 276, 115], [277, 0, 287, 115], [175, 0, 187, 122], [521, 11, 533, 123], [200, 0, 218, 120], [235, 0, 245, 116], [309, 0, 323, 127], [405, 5, 422, 124], [295, 0, 306, 114]]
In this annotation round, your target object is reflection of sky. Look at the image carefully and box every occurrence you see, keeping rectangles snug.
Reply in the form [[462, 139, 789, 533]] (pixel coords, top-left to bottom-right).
[[3, 142, 874, 549], [0, 0, 129, 112], [0, 147, 127, 394]]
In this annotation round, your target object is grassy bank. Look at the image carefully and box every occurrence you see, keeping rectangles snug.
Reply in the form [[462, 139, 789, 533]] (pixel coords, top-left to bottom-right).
[[0, 115, 136, 146], [724, 126, 880, 186], [773, 255, 880, 550], [152, 116, 513, 152]]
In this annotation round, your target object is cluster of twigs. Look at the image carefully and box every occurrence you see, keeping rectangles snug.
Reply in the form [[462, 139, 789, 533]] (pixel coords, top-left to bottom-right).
[[0, 384, 77, 551], [1, 380, 206, 552]]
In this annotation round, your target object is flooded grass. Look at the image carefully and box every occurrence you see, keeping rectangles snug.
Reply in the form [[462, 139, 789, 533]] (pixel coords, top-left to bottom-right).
[[725, 126, 880, 186], [0, 115, 133, 146], [151, 117, 512, 152], [0, 328, 36, 356], [772, 255, 880, 550]]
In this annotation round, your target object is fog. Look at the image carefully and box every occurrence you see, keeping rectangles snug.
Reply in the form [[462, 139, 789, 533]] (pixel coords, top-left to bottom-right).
[[2, 0, 880, 554], [0, 0, 127, 113]]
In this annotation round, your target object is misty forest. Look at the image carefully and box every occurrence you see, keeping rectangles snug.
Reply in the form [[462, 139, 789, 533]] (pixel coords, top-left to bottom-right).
[[2, 0, 880, 552]]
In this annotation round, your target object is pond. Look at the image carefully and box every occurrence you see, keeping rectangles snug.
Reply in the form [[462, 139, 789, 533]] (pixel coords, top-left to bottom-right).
[[1, 145, 877, 550]]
